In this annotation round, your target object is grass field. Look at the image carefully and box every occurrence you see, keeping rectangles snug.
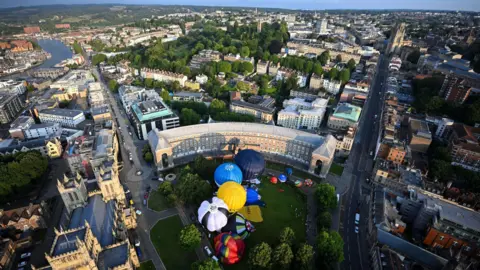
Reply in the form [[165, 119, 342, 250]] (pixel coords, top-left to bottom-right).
[[148, 190, 170, 212], [266, 161, 322, 182], [138, 260, 155, 270], [150, 215, 197, 270], [329, 163, 344, 176], [227, 178, 307, 269]]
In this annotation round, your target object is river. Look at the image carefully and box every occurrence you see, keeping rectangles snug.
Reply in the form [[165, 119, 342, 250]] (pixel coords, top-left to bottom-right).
[[36, 39, 73, 69], [2, 39, 73, 80]]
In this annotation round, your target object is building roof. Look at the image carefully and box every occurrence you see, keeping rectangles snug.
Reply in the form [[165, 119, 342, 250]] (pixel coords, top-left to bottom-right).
[[376, 229, 448, 269], [0, 203, 44, 226], [52, 227, 87, 256], [40, 108, 84, 118], [409, 118, 432, 139], [97, 242, 129, 270], [230, 100, 275, 114], [9, 116, 33, 130], [0, 138, 45, 154], [173, 91, 203, 98], [332, 103, 362, 122], [131, 100, 175, 122]]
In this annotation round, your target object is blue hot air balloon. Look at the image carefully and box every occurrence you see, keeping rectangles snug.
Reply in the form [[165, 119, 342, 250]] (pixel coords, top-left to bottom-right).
[[234, 150, 265, 180], [214, 163, 243, 187], [245, 188, 261, 204], [278, 174, 287, 183], [286, 168, 293, 176]]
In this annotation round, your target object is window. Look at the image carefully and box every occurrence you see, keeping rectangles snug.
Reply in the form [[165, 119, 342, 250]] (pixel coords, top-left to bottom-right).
[[68, 193, 74, 202]]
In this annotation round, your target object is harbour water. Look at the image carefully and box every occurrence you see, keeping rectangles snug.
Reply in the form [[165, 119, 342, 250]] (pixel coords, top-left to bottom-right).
[[36, 39, 73, 68]]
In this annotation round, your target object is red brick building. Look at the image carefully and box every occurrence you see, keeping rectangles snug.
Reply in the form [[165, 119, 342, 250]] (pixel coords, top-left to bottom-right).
[[55, 24, 71, 29], [23, 26, 41, 34]]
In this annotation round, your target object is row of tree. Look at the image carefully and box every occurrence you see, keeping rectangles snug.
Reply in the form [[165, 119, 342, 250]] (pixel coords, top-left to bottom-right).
[[0, 151, 48, 199]]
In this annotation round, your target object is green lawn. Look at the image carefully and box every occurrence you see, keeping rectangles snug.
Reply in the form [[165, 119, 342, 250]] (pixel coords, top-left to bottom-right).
[[148, 190, 170, 212], [329, 163, 344, 176], [227, 178, 307, 269], [266, 161, 322, 182], [150, 215, 197, 270], [138, 260, 155, 270]]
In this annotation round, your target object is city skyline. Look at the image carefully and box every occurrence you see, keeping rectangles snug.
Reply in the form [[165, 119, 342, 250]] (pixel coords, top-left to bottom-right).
[[2, 0, 480, 11]]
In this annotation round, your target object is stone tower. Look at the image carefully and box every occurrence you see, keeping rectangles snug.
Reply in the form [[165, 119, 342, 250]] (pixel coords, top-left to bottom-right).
[[57, 172, 88, 213], [386, 23, 406, 55]]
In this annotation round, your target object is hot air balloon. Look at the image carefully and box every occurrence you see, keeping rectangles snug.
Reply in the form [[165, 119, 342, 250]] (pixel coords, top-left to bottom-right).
[[218, 182, 246, 212], [286, 167, 293, 176], [245, 187, 261, 204], [214, 233, 245, 264], [197, 197, 229, 232], [270, 176, 278, 184], [214, 163, 243, 186], [234, 149, 265, 180], [278, 174, 287, 183], [221, 213, 255, 239]]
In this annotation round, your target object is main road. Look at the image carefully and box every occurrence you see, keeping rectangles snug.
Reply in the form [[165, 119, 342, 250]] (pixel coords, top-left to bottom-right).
[[339, 55, 389, 270]]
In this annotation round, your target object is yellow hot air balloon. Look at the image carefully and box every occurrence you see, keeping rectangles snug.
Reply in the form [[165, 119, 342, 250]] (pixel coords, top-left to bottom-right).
[[218, 182, 246, 212]]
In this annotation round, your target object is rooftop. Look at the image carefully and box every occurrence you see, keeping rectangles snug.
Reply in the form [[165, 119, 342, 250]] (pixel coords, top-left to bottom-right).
[[332, 103, 362, 122], [132, 100, 175, 122], [40, 108, 84, 118], [97, 243, 129, 270], [231, 100, 275, 114]]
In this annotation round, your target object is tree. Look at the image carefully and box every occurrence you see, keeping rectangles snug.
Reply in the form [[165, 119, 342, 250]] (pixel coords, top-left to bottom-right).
[[315, 183, 337, 211], [312, 63, 323, 76], [269, 40, 283, 54], [407, 50, 421, 63], [179, 224, 202, 250], [240, 46, 250, 57], [191, 258, 221, 270], [236, 81, 251, 92], [108, 80, 119, 92], [242, 62, 254, 73], [430, 159, 453, 182], [295, 243, 314, 270], [72, 41, 82, 54], [339, 69, 351, 84], [425, 96, 445, 112], [209, 99, 227, 115], [92, 54, 107, 65], [160, 90, 170, 103], [248, 242, 272, 269], [26, 84, 35, 92], [317, 211, 332, 231], [180, 108, 201, 126], [319, 51, 330, 65], [217, 61, 232, 73], [347, 58, 356, 70], [279, 227, 295, 245], [144, 152, 153, 163], [175, 172, 212, 205], [328, 68, 339, 81], [316, 231, 344, 267], [272, 243, 293, 269]]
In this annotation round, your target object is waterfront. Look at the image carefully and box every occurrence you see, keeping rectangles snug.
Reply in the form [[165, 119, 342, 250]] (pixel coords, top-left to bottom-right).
[[36, 39, 73, 68]]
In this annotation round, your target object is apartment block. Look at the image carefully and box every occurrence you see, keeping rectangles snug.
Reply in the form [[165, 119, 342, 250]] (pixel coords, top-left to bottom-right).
[[0, 94, 23, 124], [39, 108, 85, 128], [140, 68, 187, 87], [131, 100, 180, 140]]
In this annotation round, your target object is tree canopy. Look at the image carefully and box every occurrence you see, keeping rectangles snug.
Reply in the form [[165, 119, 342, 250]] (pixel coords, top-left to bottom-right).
[[278, 227, 296, 245], [179, 224, 202, 250], [180, 108, 201, 126], [191, 258, 221, 270], [315, 183, 337, 211], [248, 242, 272, 269], [295, 243, 314, 270], [272, 243, 293, 269], [175, 172, 212, 205], [317, 211, 332, 231], [316, 231, 344, 267]]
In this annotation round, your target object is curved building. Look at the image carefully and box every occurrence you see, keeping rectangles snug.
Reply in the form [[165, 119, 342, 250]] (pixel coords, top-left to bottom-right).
[[148, 122, 337, 177]]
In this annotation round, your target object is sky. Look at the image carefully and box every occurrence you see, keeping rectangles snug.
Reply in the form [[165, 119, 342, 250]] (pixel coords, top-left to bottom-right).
[[1, 0, 480, 11]]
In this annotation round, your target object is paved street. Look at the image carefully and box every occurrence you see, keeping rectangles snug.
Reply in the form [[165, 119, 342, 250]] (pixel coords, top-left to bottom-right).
[[339, 55, 389, 270]]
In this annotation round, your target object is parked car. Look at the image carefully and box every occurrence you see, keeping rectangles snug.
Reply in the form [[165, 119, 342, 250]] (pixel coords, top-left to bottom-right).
[[143, 199, 147, 206], [146, 186, 151, 192], [18, 261, 27, 267], [136, 210, 142, 215], [135, 246, 142, 258], [129, 200, 134, 206], [20, 253, 31, 259], [204, 246, 212, 256]]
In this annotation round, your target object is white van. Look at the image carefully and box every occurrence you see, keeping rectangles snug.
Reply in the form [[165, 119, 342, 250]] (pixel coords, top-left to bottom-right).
[[355, 213, 360, 225]]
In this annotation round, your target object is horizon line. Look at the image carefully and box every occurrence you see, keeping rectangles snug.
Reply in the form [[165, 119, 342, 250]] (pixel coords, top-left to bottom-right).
[[0, 3, 479, 12]]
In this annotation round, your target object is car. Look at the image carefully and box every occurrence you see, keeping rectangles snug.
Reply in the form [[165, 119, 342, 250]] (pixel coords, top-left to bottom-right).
[[190, 213, 197, 222], [204, 246, 212, 256], [20, 252, 31, 259], [146, 186, 151, 192], [135, 246, 142, 258], [129, 199, 134, 206], [135, 238, 140, 247], [143, 199, 147, 206], [355, 213, 360, 225], [211, 255, 219, 262], [336, 194, 340, 203], [136, 210, 142, 215], [355, 226, 359, 233], [370, 151, 373, 156], [18, 261, 27, 267], [136, 170, 142, 176], [144, 193, 149, 199]]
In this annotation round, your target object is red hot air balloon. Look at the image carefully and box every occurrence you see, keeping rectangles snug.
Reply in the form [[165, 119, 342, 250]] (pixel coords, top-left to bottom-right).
[[214, 233, 245, 265]]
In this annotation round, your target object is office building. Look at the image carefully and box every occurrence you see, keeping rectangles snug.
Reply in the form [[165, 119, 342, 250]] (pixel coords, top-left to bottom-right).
[[229, 96, 276, 123], [148, 123, 338, 177], [0, 94, 23, 124], [118, 85, 161, 113], [386, 23, 406, 55], [327, 103, 362, 130], [131, 100, 180, 140], [277, 98, 328, 130], [39, 108, 85, 128], [408, 118, 432, 153]]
